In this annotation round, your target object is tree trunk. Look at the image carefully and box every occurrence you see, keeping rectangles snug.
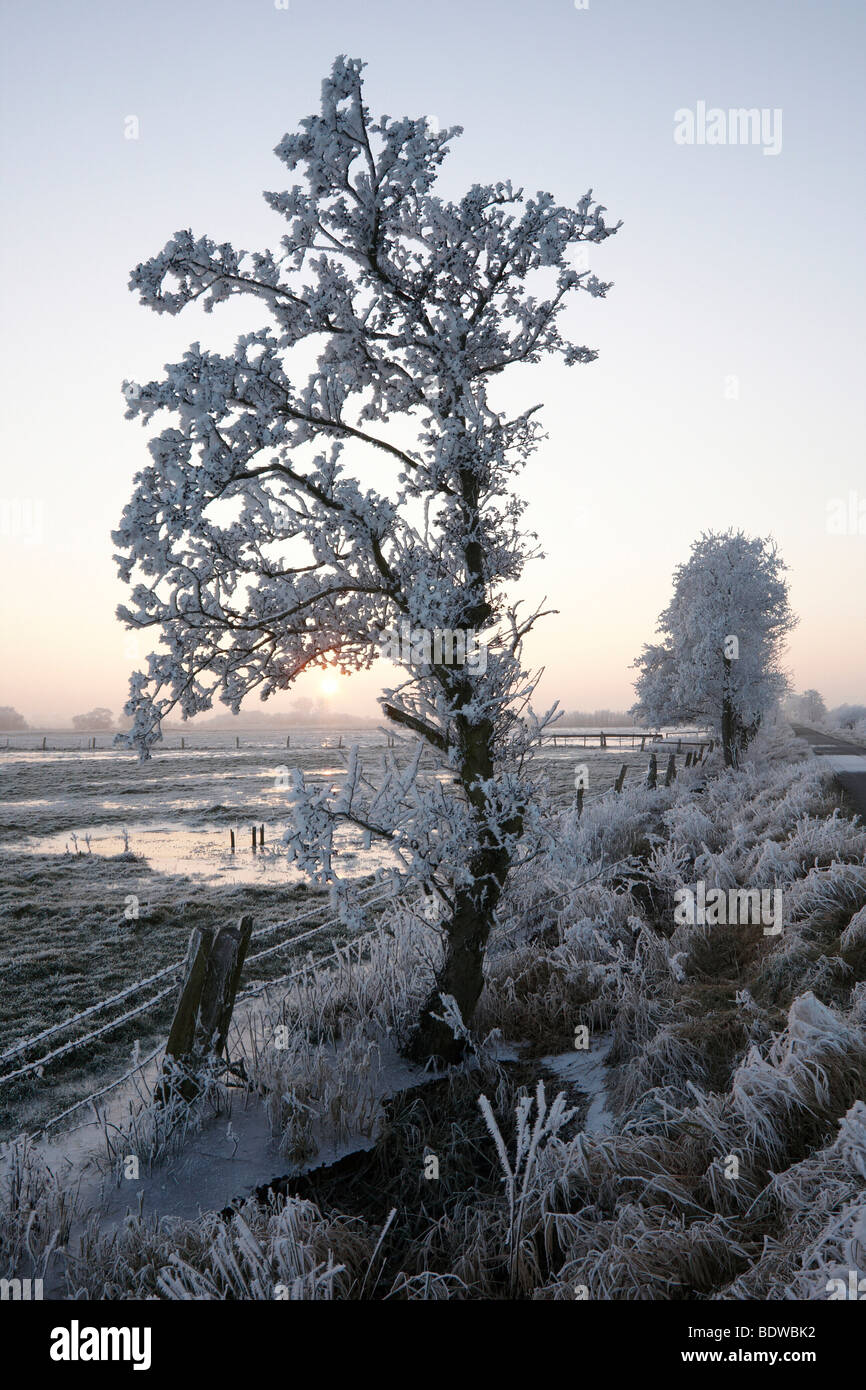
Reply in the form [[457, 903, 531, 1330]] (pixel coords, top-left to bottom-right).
[[721, 696, 738, 768], [721, 656, 737, 768], [405, 878, 497, 1064], [405, 712, 517, 1065]]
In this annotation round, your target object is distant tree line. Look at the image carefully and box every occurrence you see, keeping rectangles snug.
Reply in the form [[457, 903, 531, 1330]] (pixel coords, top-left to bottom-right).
[[558, 708, 635, 727]]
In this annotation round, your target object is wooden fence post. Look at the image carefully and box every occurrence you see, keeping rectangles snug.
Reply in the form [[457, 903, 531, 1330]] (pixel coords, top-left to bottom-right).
[[646, 753, 657, 790], [664, 754, 677, 786], [576, 787, 584, 817], [157, 915, 253, 1104], [194, 915, 253, 1058], [614, 764, 627, 793]]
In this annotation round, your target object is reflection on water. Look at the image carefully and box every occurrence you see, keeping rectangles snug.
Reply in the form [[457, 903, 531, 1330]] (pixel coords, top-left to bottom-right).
[[5, 819, 395, 887], [0, 726, 682, 886]]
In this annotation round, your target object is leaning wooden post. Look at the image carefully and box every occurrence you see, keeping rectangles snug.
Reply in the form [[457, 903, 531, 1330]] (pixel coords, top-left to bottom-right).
[[646, 753, 658, 790], [193, 915, 253, 1059], [157, 926, 216, 1103], [156, 915, 253, 1104], [614, 764, 627, 793], [664, 753, 677, 786]]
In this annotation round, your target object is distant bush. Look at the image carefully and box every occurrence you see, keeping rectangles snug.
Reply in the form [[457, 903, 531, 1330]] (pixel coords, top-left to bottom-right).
[[71, 707, 114, 731], [0, 706, 28, 730]]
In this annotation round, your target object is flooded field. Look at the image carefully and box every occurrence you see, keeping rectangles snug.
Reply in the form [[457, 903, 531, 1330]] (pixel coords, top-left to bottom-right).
[[0, 726, 679, 1136]]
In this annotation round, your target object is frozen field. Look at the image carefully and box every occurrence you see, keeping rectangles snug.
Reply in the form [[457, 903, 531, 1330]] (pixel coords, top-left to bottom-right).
[[0, 726, 666, 1136]]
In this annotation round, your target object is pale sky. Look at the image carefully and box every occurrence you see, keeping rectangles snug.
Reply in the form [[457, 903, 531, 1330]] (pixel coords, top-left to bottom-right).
[[1, 0, 864, 725]]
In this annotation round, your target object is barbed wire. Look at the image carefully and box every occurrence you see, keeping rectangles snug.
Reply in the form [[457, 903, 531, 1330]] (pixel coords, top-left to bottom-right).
[[29, 935, 386, 1136], [0, 883, 387, 1067]]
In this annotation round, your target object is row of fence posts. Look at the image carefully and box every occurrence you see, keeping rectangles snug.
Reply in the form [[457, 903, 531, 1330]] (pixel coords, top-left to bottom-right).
[[575, 740, 714, 816], [14, 731, 377, 751], [228, 826, 265, 853]]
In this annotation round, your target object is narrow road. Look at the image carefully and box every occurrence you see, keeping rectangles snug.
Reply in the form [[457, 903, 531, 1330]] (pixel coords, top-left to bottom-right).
[[791, 723, 866, 819]]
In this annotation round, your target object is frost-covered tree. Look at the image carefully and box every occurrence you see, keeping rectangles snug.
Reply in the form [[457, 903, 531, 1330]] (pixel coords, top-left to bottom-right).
[[631, 531, 796, 768], [0, 706, 28, 731], [113, 56, 619, 1061], [71, 707, 114, 731], [797, 689, 827, 724], [829, 703, 866, 732]]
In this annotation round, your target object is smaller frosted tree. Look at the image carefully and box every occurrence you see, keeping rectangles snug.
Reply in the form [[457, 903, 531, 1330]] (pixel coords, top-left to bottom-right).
[[631, 531, 796, 767], [71, 707, 114, 731], [798, 689, 826, 724]]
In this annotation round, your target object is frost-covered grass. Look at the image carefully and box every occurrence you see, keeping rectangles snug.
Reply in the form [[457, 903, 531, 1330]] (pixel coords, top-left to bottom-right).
[[2, 719, 865, 1299], [0, 850, 343, 1137]]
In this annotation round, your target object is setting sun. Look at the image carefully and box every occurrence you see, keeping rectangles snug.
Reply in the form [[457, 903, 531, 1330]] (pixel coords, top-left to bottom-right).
[[321, 676, 339, 697]]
